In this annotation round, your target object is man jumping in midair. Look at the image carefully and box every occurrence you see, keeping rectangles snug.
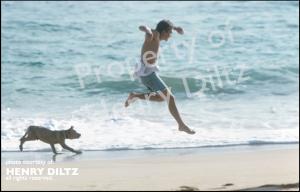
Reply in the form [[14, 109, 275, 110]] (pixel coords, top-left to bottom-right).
[[125, 20, 195, 135]]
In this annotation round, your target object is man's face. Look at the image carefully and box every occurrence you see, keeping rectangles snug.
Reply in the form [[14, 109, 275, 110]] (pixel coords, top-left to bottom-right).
[[161, 29, 172, 41]]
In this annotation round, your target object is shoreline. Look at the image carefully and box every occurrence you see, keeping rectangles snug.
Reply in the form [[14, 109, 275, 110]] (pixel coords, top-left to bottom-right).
[[2, 143, 299, 163], [1, 143, 299, 191]]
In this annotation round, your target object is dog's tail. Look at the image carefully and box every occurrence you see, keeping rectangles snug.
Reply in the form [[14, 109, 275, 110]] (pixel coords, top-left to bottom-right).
[[20, 126, 32, 141]]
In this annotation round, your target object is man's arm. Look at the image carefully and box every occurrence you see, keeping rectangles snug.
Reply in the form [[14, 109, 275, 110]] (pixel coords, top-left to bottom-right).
[[139, 25, 153, 41], [173, 26, 184, 35]]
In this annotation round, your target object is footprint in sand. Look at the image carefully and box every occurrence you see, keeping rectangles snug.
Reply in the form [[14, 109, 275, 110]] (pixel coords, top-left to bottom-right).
[[178, 186, 199, 191]]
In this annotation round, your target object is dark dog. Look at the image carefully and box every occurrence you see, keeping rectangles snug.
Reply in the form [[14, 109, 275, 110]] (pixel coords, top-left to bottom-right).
[[19, 125, 82, 154]]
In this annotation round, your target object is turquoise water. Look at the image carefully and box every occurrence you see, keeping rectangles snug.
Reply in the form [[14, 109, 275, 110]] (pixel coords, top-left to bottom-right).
[[1, 1, 299, 151]]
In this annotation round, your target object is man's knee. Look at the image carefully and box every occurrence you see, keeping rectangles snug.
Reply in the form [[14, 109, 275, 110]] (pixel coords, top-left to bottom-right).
[[158, 89, 174, 102], [168, 94, 175, 104]]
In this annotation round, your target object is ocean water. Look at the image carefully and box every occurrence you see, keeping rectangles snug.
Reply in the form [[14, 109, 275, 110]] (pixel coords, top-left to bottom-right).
[[1, 1, 299, 151]]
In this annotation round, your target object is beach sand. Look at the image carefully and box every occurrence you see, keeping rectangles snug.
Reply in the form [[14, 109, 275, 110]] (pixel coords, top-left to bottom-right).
[[1, 145, 299, 191]]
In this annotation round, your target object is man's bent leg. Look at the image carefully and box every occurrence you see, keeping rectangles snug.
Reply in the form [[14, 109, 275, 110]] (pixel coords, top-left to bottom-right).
[[125, 92, 164, 107]]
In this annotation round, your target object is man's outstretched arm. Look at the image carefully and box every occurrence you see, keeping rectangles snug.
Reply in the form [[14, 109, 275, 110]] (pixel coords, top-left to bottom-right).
[[139, 25, 153, 40], [173, 26, 184, 35]]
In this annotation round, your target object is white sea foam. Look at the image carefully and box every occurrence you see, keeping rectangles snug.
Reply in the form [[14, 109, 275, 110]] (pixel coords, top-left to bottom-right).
[[1, 102, 298, 152]]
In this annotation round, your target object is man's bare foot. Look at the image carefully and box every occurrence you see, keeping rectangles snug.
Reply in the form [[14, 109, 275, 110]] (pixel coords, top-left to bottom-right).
[[179, 125, 196, 135], [125, 92, 137, 107]]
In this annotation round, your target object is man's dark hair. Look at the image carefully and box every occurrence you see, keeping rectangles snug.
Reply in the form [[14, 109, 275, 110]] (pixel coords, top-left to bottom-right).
[[155, 20, 174, 34]]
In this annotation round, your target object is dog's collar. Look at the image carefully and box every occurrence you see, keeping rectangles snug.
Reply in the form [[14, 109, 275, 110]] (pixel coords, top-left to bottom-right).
[[63, 131, 69, 139]]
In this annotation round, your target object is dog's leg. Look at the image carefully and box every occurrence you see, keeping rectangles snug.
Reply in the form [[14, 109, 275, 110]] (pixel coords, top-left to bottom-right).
[[52, 154, 57, 162], [19, 128, 30, 151], [19, 138, 27, 151], [19, 132, 37, 151], [50, 144, 58, 154], [60, 143, 82, 154], [19, 137, 36, 151]]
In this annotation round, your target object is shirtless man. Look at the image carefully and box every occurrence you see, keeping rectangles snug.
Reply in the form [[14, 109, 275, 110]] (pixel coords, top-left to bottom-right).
[[125, 20, 195, 135]]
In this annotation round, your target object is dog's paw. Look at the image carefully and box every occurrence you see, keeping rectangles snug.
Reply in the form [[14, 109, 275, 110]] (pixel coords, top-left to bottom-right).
[[75, 150, 82, 154], [19, 145, 23, 151]]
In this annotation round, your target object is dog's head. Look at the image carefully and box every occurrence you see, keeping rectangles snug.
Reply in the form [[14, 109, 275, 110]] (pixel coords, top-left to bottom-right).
[[66, 126, 81, 139]]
